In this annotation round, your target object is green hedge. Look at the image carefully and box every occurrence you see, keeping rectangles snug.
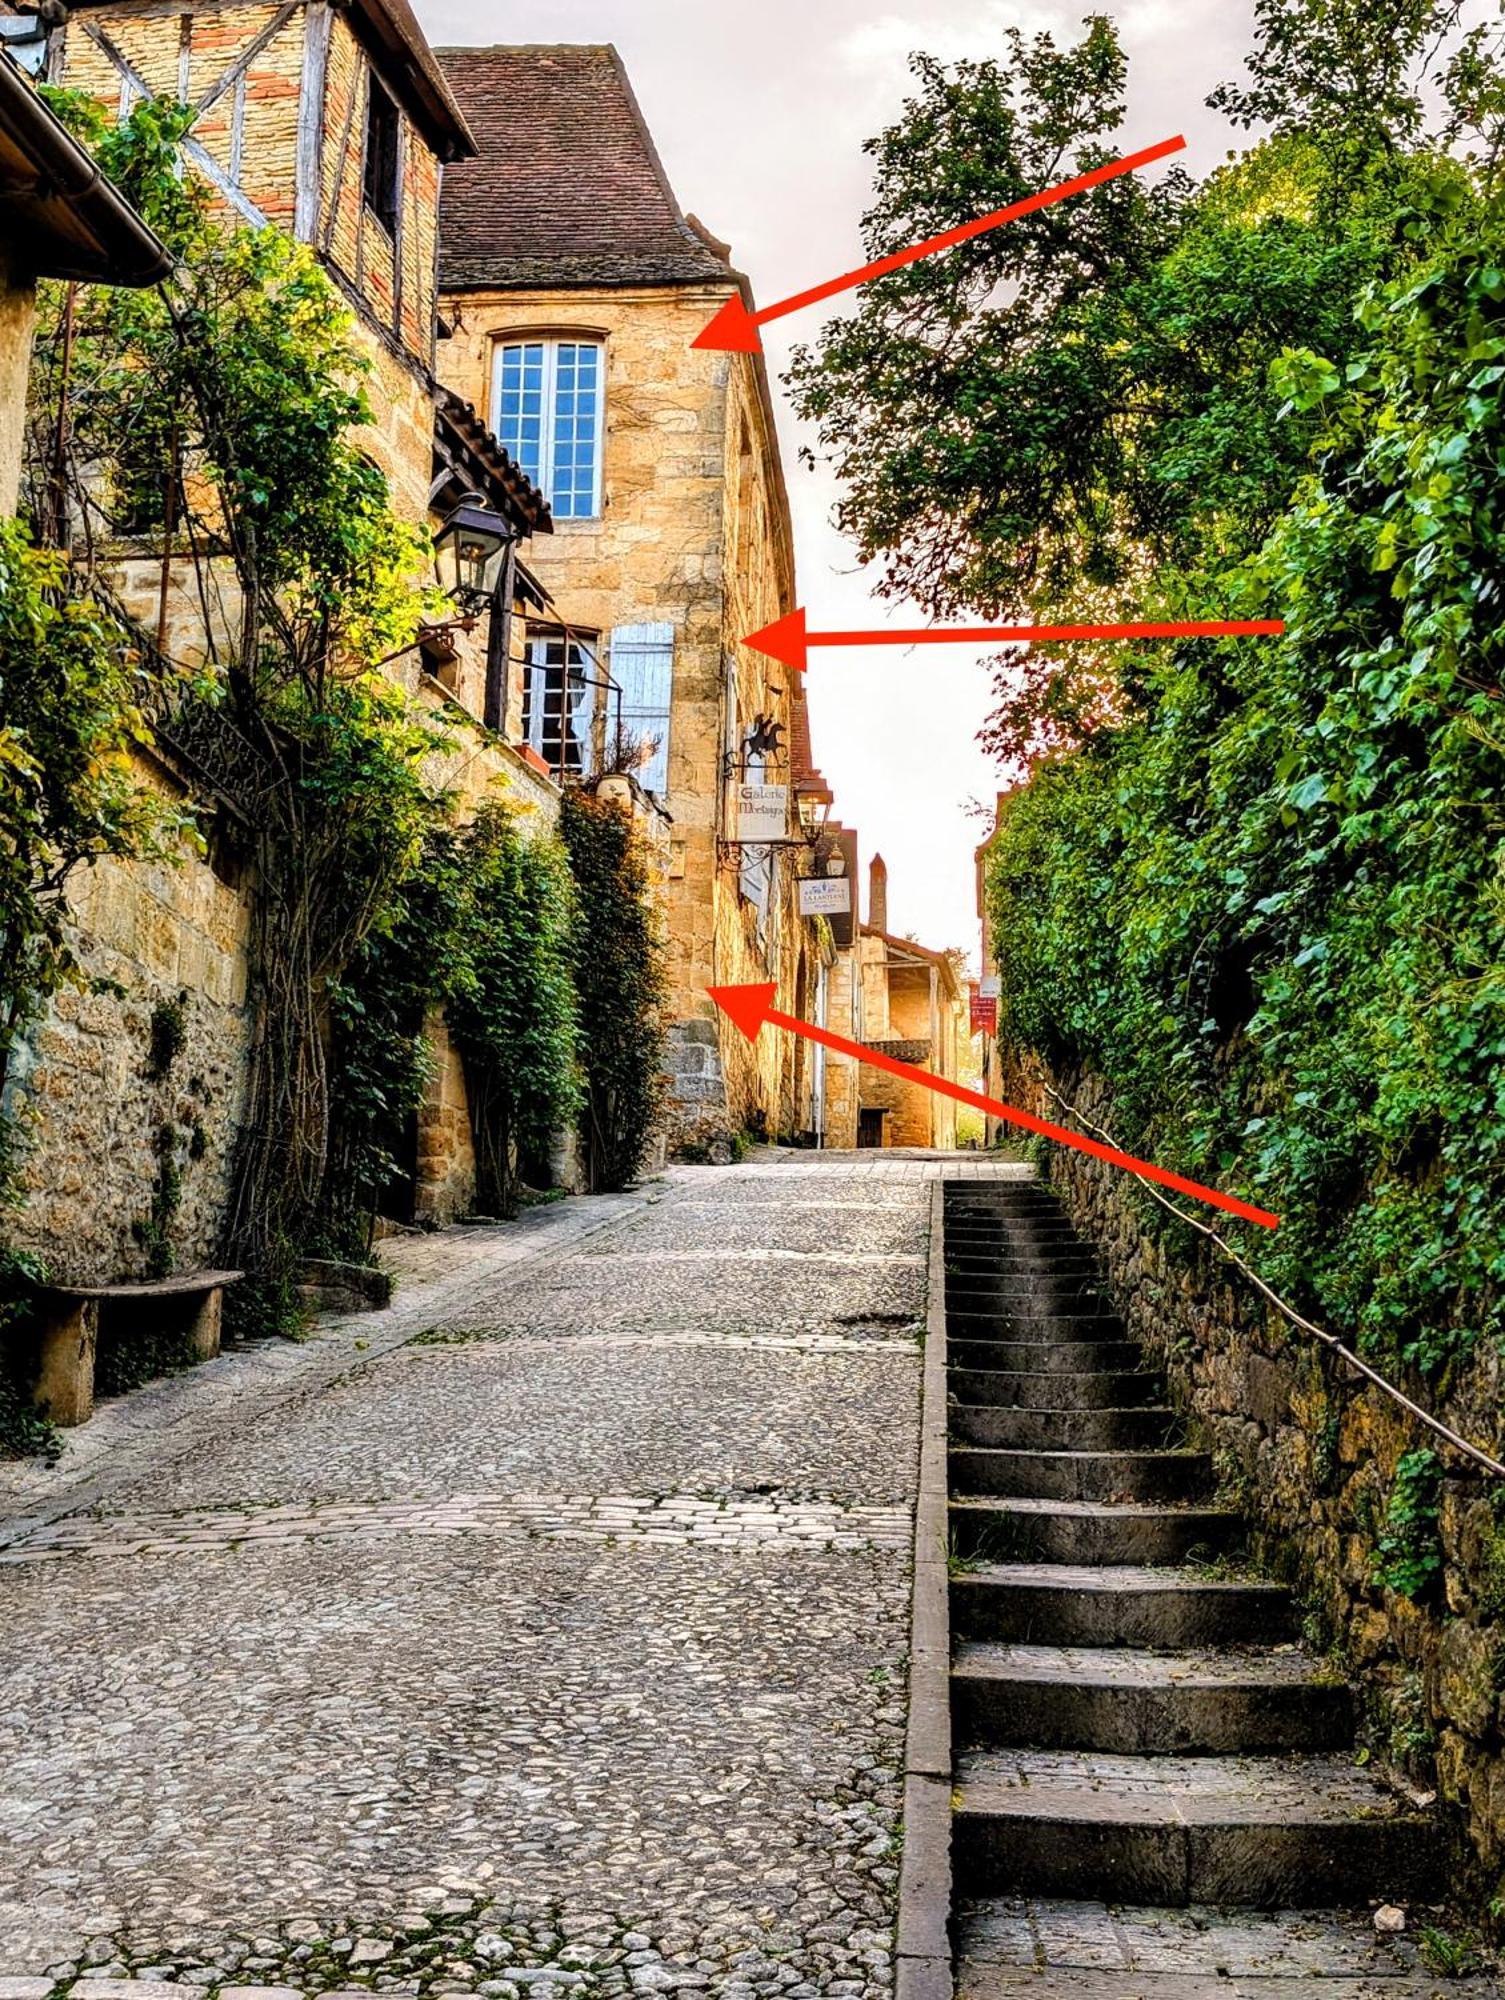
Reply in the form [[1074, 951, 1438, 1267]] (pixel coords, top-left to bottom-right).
[[988, 202, 1505, 1376]]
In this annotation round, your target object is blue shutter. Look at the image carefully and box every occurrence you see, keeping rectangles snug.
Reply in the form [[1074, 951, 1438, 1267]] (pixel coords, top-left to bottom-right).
[[609, 623, 674, 794]]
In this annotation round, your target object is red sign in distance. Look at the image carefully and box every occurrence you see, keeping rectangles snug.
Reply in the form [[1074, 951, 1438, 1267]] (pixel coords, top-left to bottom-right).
[[708, 983, 1280, 1230], [970, 993, 999, 1036], [744, 607, 1286, 674], [693, 134, 1188, 354]]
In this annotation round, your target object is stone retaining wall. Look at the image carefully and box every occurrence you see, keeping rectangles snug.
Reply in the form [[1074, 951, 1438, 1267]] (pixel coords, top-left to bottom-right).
[[999, 1047, 1505, 1917]]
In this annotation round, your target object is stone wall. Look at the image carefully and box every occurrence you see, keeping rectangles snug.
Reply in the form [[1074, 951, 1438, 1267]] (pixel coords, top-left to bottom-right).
[[3, 752, 253, 1285], [0, 250, 34, 516], [12, 1, 586, 1273], [999, 1046, 1505, 1912]]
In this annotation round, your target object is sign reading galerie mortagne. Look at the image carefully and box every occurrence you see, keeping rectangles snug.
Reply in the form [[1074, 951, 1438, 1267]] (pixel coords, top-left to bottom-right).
[[737, 783, 788, 843]]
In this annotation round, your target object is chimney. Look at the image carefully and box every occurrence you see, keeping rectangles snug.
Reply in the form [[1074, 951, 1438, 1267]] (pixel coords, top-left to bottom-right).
[[869, 854, 888, 935]]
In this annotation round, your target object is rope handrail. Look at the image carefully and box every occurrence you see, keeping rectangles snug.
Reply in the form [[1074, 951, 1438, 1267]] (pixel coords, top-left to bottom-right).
[[1034, 1078, 1505, 1481]]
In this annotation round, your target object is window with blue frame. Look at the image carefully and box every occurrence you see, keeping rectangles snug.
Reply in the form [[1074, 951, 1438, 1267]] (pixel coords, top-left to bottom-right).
[[492, 337, 604, 520]]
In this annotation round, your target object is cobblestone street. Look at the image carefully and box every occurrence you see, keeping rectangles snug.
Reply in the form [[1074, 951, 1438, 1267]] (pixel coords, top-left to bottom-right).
[[0, 1156, 1025, 1999]]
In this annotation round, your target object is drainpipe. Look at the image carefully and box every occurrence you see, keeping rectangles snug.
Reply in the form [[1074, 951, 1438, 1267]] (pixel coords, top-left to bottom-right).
[[813, 960, 828, 1150]]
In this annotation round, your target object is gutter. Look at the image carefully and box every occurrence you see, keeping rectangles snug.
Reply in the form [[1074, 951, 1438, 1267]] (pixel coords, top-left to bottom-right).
[[0, 52, 172, 285]]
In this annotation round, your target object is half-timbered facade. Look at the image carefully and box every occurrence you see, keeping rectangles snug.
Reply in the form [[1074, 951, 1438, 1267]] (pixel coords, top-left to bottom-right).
[[48, 0, 471, 517]]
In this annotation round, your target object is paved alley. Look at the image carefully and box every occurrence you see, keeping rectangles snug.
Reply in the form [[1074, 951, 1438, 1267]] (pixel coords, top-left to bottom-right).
[[0, 1157, 1024, 1997]]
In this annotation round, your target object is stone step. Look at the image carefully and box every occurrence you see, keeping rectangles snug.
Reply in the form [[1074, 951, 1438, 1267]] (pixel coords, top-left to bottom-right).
[[951, 1405, 1182, 1451], [947, 1253, 1104, 1274], [952, 1641, 1353, 1754], [955, 1900, 1466, 2000], [952, 1748, 1439, 1906], [948, 1304, 1119, 1334], [947, 1278, 1114, 1309], [948, 1269, 1108, 1291], [945, 1231, 1087, 1251], [951, 1562, 1294, 1647], [951, 1446, 1214, 1504], [950, 1223, 1085, 1241], [949, 1368, 1161, 1411], [949, 1338, 1144, 1373], [951, 1497, 1242, 1566]]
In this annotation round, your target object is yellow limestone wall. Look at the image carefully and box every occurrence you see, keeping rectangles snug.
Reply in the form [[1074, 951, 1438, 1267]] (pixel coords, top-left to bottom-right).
[[0, 252, 36, 515], [438, 280, 816, 1146], [8, 2, 568, 1273]]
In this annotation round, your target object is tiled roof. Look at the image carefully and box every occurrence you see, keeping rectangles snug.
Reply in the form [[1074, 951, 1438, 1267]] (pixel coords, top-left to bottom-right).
[[432, 387, 553, 536], [434, 44, 734, 292]]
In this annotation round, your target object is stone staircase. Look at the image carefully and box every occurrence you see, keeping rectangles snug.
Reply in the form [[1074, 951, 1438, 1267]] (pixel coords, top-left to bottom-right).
[[941, 1181, 1464, 1999]]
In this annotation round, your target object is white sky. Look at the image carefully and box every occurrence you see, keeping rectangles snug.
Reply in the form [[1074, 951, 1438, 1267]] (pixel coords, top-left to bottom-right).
[[418, 0, 1263, 960]]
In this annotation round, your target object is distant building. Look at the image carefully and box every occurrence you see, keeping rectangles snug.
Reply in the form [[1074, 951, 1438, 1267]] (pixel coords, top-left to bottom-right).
[[821, 854, 967, 1150], [432, 41, 828, 1151]]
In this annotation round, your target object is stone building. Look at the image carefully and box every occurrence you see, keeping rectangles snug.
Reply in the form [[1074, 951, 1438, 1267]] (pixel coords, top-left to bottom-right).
[[432, 42, 827, 1150], [821, 855, 966, 1150], [4, 0, 593, 1297]]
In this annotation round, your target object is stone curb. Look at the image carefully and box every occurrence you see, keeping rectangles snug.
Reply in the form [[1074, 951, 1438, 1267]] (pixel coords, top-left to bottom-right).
[[0, 1181, 674, 1554], [895, 1179, 954, 2000]]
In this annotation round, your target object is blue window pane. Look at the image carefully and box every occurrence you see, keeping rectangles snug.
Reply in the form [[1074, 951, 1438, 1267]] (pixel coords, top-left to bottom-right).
[[496, 337, 602, 517]]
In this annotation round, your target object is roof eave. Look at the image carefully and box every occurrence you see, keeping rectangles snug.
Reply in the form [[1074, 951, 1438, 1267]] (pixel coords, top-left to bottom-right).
[[0, 51, 172, 285]]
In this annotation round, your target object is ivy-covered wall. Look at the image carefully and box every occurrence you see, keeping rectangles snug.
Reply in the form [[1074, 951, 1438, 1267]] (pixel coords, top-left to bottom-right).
[[999, 1048, 1505, 1910]]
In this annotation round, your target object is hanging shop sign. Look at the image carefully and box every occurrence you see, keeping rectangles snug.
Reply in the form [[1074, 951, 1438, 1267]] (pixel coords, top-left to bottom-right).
[[737, 782, 788, 842], [798, 876, 852, 917]]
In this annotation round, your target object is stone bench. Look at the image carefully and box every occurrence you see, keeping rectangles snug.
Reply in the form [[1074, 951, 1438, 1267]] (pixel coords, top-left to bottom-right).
[[31, 1269, 243, 1427]]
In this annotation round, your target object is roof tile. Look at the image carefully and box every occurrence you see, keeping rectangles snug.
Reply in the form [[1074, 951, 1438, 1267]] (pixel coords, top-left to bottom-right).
[[435, 44, 733, 291]]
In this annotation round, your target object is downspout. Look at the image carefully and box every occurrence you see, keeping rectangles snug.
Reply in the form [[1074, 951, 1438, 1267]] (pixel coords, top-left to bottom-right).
[[813, 959, 828, 1149]]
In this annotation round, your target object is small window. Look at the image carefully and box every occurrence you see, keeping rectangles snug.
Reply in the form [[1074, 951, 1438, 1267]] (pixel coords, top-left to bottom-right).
[[492, 337, 604, 520], [363, 74, 400, 235], [523, 635, 597, 778]]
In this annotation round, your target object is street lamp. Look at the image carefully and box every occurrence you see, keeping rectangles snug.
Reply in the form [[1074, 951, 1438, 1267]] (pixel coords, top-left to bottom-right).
[[433, 489, 515, 611], [794, 773, 834, 844]]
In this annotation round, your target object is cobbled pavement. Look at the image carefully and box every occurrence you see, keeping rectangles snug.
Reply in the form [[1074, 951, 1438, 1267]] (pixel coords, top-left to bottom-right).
[[0, 1153, 1029, 2000]]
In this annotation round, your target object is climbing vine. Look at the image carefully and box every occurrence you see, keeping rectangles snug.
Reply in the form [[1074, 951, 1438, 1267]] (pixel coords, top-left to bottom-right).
[[0, 522, 184, 1168], [559, 789, 667, 1191], [22, 98, 454, 1334], [1373, 1450, 1445, 1600], [322, 804, 581, 1248], [447, 805, 581, 1213]]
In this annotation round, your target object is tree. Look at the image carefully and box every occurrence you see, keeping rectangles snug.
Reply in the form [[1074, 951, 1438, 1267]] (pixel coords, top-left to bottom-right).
[[795, 0, 1505, 1379], [1208, 0, 1488, 161]]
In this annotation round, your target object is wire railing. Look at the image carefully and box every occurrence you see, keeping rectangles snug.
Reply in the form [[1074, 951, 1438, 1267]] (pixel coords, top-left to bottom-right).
[[1035, 1078, 1505, 1481]]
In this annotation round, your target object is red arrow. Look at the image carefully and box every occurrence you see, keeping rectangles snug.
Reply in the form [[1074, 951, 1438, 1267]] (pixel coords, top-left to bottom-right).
[[745, 607, 1285, 673], [708, 983, 1280, 1229], [693, 134, 1187, 354]]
